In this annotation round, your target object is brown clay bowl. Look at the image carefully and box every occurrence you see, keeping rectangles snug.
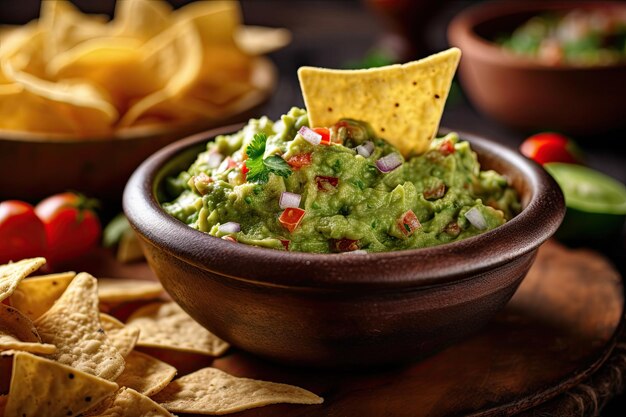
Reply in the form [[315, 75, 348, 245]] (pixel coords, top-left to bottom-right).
[[123, 125, 565, 368], [448, 1, 626, 134], [0, 58, 276, 208]]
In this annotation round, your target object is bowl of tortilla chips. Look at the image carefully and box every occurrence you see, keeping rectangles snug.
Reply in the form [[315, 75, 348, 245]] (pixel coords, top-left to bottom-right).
[[0, 0, 287, 204], [124, 49, 565, 368]]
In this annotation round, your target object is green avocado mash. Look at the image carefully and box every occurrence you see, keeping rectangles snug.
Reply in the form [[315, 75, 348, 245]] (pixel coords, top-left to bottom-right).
[[163, 108, 520, 253]]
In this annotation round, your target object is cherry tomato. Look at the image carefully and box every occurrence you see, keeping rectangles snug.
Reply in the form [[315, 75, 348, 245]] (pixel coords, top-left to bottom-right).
[[0, 201, 47, 264], [35, 192, 101, 264], [520, 132, 582, 165]]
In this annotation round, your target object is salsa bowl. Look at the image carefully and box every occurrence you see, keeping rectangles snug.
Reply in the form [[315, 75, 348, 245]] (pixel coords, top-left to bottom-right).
[[448, 1, 626, 134], [123, 125, 564, 368]]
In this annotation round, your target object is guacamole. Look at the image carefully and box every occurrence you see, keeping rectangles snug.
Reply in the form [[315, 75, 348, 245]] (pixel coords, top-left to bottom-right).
[[498, 10, 626, 66], [163, 108, 520, 253]]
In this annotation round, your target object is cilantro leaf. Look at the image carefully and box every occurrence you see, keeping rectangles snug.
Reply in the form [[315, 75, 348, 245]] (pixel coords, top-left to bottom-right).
[[264, 156, 292, 179], [245, 132, 292, 184], [246, 132, 266, 160]]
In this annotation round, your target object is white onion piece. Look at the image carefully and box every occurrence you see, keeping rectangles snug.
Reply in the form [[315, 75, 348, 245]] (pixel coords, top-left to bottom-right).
[[218, 222, 241, 233], [375, 152, 403, 173], [464, 207, 487, 230], [206, 151, 223, 169], [356, 141, 375, 157], [279, 192, 301, 209], [298, 126, 322, 145]]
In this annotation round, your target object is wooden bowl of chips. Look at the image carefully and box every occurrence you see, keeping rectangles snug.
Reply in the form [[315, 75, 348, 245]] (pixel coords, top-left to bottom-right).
[[0, 0, 283, 206], [123, 125, 565, 369], [447, 1, 626, 134], [0, 78, 273, 206]]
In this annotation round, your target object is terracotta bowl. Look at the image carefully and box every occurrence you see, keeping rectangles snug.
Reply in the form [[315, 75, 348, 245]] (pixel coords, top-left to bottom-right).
[[123, 125, 565, 368], [0, 58, 276, 208], [448, 1, 626, 134]]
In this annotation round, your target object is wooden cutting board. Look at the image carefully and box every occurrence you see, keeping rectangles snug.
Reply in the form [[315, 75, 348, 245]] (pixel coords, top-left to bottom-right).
[[73, 240, 624, 416]]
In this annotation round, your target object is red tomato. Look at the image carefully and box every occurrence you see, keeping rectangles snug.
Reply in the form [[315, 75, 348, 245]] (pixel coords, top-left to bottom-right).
[[330, 238, 359, 252], [397, 209, 421, 237], [313, 127, 331, 145], [0, 201, 47, 264], [520, 132, 582, 165], [35, 192, 101, 264], [439, 139, 455, 156], [286, 153, 312, 170], [315, 175, 339, 191], [278, 208, 306, 232]]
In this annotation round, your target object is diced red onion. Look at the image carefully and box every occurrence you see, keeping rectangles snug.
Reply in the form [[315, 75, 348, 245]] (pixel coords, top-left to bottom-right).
[[356, 141, 374, 157], [218, 222, 241, 233], [298, 126, 322, 146], [375, 152, 403, 173], [206, 151, 223, 169], [464, 207, 487, 230], [279, 192, 301, 209]]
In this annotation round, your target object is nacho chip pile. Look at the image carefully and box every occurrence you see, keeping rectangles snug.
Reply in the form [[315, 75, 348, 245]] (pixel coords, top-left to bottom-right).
[[0, 258, 322, 416], [0, 0, 287, 137]]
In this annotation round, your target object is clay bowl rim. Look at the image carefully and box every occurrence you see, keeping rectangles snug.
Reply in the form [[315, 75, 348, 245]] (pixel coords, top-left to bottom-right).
[[448, 0, 626, 71], [124, 124, 564, 291]]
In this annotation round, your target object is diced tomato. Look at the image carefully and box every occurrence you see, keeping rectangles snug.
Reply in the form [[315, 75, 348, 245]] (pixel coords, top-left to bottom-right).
[[279, 208, 306, 232], [397, 210, 421, 237], [240, 161, 249, 180], [439, 140, 455, 156], [423, 183, 446, 200], [280, 239, 290, 250], [223, 236, 237, 243], [315, 175, 339, 191], [444, 221, 461, 237], [287, 153, 312, 170], [330, 238, 359, 252], [313, 127, 331, 145]]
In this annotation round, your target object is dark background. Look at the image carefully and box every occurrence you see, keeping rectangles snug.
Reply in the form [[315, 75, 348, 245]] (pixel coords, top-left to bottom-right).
[[1, 1, 625, 415]]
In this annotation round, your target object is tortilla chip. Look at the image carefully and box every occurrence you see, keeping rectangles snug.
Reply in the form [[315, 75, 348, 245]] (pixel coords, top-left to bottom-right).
[[117, 21, 203, 127], [0, 258, 46, 302], [39, 0, 111, 63], [2, 61, 119, 127], [115, 350, 176, 397], [9, 271, 75, 320], [0, 304, 56, 354], [152, 367, 323, 414], [99, 313, 140, 358], [126, 301, 229, 356], [113, 0, 172, 41], [83, 387, 174, 417], [48, 37, 155, 114], [235, 26, 291, 55], [34, 273, 125, 381], [4, 351, 118, 417], [298, 48, 461, 156], [97, 278, 163, 304]]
